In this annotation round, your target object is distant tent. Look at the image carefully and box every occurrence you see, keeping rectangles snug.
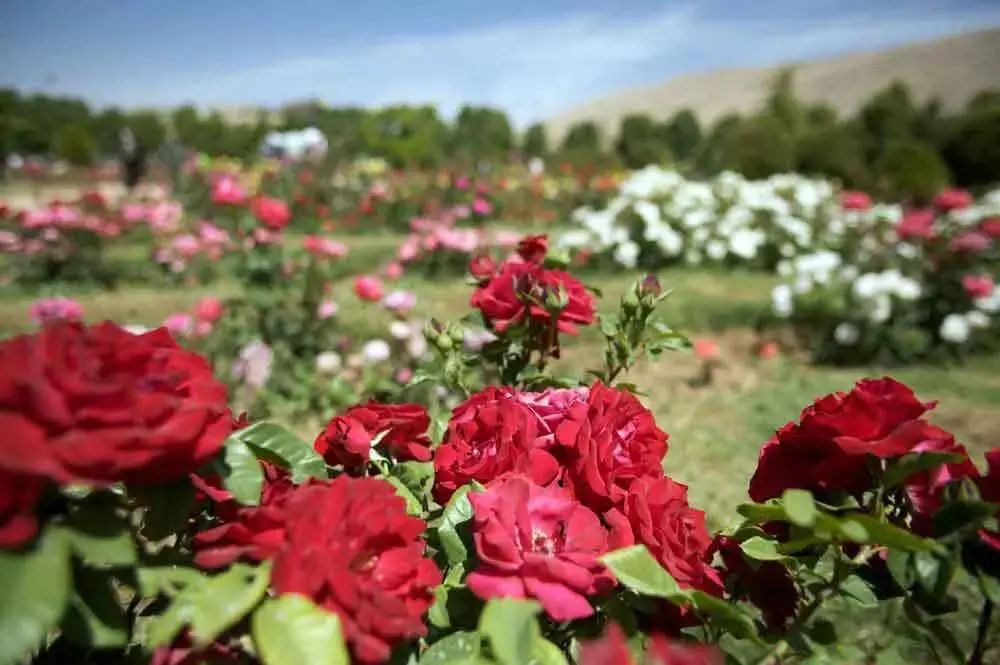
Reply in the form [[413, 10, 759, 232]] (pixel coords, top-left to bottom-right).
[[259, 128, 328, 160]]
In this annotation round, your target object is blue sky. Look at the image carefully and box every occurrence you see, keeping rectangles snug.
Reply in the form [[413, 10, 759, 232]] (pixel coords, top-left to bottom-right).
[[2, 0, 999, 125]]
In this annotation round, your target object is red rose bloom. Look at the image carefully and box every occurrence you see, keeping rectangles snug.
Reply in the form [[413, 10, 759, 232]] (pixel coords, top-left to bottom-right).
[[749, 378, 939, 501], [841, 191, 872, 211], [468, 254, 497, 281], [433, 387, 559, 503], [580, 624, 721, 665], [150, 631, 241, 665], [271, 477, 440, 664], [251, 196, 291, 231], [516, 234, 549, 264], [618, 476, 722, 596], [979, 217, 1000, 239], [896, 209, 935, 241], [962, 274, 994, 300], [193, 462, 296, 569], [314, 401, 432, 471], [933, 188, 972, 211], [0, 468, 45, 548], [0, 322, 231, 486], [555, 382, 668, 512], [471, 261, 595, 336], [709, 534, 798, 630], [903, 432, 979, 536], [466, 474, 616, 621], [194, 296, 224, 324], [975, 449, 1000, 553]]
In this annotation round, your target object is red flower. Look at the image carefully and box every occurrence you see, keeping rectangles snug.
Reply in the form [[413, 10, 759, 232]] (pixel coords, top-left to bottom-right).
[[979, 217, 1000, 239], [314, 401, 432, 470], [0, 322, 231, 486], [151, 631, 241, 665], [693, 339, 719, 361], [709, 535, 798, 630], [271, 477, 440, 664], [471, 261, 595, 336], [468, 254, 497, 281], [555, 382, 668, 512], [517, 234, 549, 264], [962, 275, 994, 300], [0, 468, 45, 548], [903, 433, 979, 536], [192, 463, 296, 569], [933, 188, 972, 211], [211, 177, 247, 207], [194, 296, 224, 324], [433, 387, 558, 503], [841, 191, 872, 211], [466, 474, 615, 621], [749, 378, 939, 501], [896, 209, 935, 241], [251, 196, 291, 231], [950, 231, 991, 254], [580, 623, 720, 665], [758, 341, 780, 359], [974, 449, 1000, 553], [354, 275, 385, 302], [618, 476, 722, 596]]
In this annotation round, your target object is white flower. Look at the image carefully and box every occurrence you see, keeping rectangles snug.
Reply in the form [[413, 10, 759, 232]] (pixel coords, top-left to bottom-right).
[[234, 340, 273, 389], [362, 339, 391, 364], [870, 295, 892, 323], [771, 284, 794, 318], [834, 322, 860, 345], [389, 321, 412, 340], [315, 351, 342, 375], [706, 240, 727, 260], [407, 333, 428, 359], [940, 314, 970, 344], [976, 286, 1000, 313], [613, 241, 639, 268], [966, 311, 990, 329]]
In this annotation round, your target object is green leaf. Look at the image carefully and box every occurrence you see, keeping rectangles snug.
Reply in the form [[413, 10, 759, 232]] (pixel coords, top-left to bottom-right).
[[137, 566, 205, 598], [739, 537, 789, 562], [233, 421, 328, 483], [189, 563, 272, 646], [252, 594, 350, 665], [600, 545, 681, 598], [736, 502, 786, 524], [435, 484, 480, 566], [686, 591, 758, 640], [883, 452, 967, 488], [385, 476, 424, 516], [62, 567, 128, 649], [840, 515, 940, 552], [62, 509, 137, 567], [419, 631, 481, 664], [479, 598, 541, 665], [781, 490, 818, 528], [838, 519, 870, 543], [393, 461, 435, 499], [839, 576, 878, 608], [428, 586, 451, 629], [531, 638, 569, 665], [217, 438, 264, 506], [133, 482, 197, 540], [0, 527, 72, 665], [806, 619, 838, 646], [932, 499, 999, 543]]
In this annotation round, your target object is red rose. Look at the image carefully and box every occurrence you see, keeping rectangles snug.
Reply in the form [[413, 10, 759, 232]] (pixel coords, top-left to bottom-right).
[[271, 477, 440, 664], [468, 254, 497, 281], [709, 534, 798, 630], [975, 449, 1000, 553], [192, 463, 296, 569], [0, 322, 231, 486], [354, 275, 385, 302], [933, 188, 972, 211], [949, 231, 991, 254], [903, 432, 979, 536], [618, 476, 722, 596], [979, 217, 1000, 239], [749, 378, 938, 501], [433, 387, 559, 503], [0, 468, 45, 548], [896, 209, 935, 241], [516, 234, 548, 264], [466, 474, 615, 621], [580, 623, 721, 665], [151, 630, 241, 665], [555, 382, 668, 512], [471, 261, 595, 336], [962, 274, 994, 300], [194, 296, 224, 324], [840, 190, 872, 211], [314, 401, 432, 470], [251, 196, 291, 231]]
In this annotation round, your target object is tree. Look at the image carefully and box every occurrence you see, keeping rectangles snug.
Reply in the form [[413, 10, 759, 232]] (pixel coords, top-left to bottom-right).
[[694, 113, 743, 175], [796, 123, 868, 186], [942, 100, 1000, 188], [661, 109, 702, 163], [560, 121, 603, 165], [90, 108, 128, 157], [361, 105, 448, 168], [127, 111, 167, 152], [450, 105, 514, 163], [521, 123, 548, 158], [615, 113, 670, 168], [54, 124, 96, 165], [764, 68, 805, 139], [874, 139, 950, 204], [856, 80, 916, 163], [711, 115, 796, 179], [171, 105, 202, 146]]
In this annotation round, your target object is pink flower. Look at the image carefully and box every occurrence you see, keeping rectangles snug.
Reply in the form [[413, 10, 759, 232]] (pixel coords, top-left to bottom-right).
[[472, 198, 493, 216], [384, 262, 404, 280], [963, 275, 994, 300], [354, 275, 385, 302], [398, 241, 420, 262], [933, 188, 972, 211], [303, 235, 348, 259], [693, 339, 719, 360], [896, 210, 935, 241], [252, 228, 282, 246], [456, 176, 470, 190], [211, 176, 247, 206], [29, 297, 83, 325], [194, 297, 224, 324], [383, 290, 416, 316], [950, 231, 991, 254], [317, 300, 340, 319], [841, 191, 872, 211], [396, 368, 414, 383], [163, 313, 195, 337], [172, 234, 200, 258]]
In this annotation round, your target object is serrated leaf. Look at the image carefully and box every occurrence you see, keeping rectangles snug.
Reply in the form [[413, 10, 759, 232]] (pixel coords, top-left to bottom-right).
[[393, 461, 435, 500], [234, 421, 328, 483], [600, 545, 682, 598], [838, 519, 869, 543], [419, 631, 481, 664], [253, 594, 350, 665], [739, 536, 789, 562], [137, 566, 205, 598], [932, 499, 999, 544], [385, 476, 424, 516], [62, 509, 137, 567], [217, 438, 264, 506], [687, 591, 758, 640], [0, 527, 72, 665], [435, 484, 481, 566], [841, 515, 940, 552], [839, 576, 878, 608], [480, 598, 541, 665], [781, 490, 818, 528]]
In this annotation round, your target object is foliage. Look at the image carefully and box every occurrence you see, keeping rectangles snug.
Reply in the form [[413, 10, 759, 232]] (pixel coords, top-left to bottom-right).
[[616, 113, 671, 169], [875, 139, 951, 204]]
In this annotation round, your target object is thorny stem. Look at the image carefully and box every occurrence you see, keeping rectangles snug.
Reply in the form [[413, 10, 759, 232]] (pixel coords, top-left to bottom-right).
[[969, 598, 994, 665]]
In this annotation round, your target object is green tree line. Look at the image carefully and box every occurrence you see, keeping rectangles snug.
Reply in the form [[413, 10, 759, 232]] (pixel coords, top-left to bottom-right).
[[2, 72, 999, 198]]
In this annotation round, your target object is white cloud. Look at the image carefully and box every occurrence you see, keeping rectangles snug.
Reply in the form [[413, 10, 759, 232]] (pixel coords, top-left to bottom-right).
[[25, 3, 1000, 125]]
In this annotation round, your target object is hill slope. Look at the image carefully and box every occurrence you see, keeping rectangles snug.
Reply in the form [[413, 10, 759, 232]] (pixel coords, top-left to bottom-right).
[[544, 28, 1000, 144]]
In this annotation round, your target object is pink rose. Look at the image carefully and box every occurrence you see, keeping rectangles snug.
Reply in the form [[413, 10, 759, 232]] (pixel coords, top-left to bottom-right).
[[354, 275, 385, 302]]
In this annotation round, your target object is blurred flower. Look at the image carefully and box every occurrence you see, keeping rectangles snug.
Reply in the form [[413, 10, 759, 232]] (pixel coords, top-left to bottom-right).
[[251, 196, 291, 231], [395, 368, 414, 383], [383, 290, 416, 316], [771, 284, 793, 318], [354, 275, 385, 302], [389, 321, 412, 340], [472, 198, 492, 216], [317, 300, 339, 319], [933, 188, 972, 211], [362, 339, 391, 364], [963, 275, 994, 300], [163, 313, 195, 337], [834, 322, 860, 346], [693, 338, 719, 360], [758, 341, 780, 359], [234, 340, 273, 389], [939, 314, 970, 344], [29, 297, 83, 325], [194, 297, 224, 324], [384, 261, 404, 280], [841, 190, 872, 211], [315, 351, 342, 375]]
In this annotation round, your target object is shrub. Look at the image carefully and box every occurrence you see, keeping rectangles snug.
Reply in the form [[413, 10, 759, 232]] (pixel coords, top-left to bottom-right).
[[874, 139, 951, 204]]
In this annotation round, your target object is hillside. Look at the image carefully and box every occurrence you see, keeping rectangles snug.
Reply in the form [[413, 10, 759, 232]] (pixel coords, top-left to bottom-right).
[[544, 28, 1000, 144]]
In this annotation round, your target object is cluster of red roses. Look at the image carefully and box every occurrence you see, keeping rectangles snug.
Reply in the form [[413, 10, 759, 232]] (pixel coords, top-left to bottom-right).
[[470, 235, 596, 345]]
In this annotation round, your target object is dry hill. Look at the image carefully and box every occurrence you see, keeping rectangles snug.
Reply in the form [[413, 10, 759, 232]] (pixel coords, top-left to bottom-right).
[[544, 28, 1000, 144]]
